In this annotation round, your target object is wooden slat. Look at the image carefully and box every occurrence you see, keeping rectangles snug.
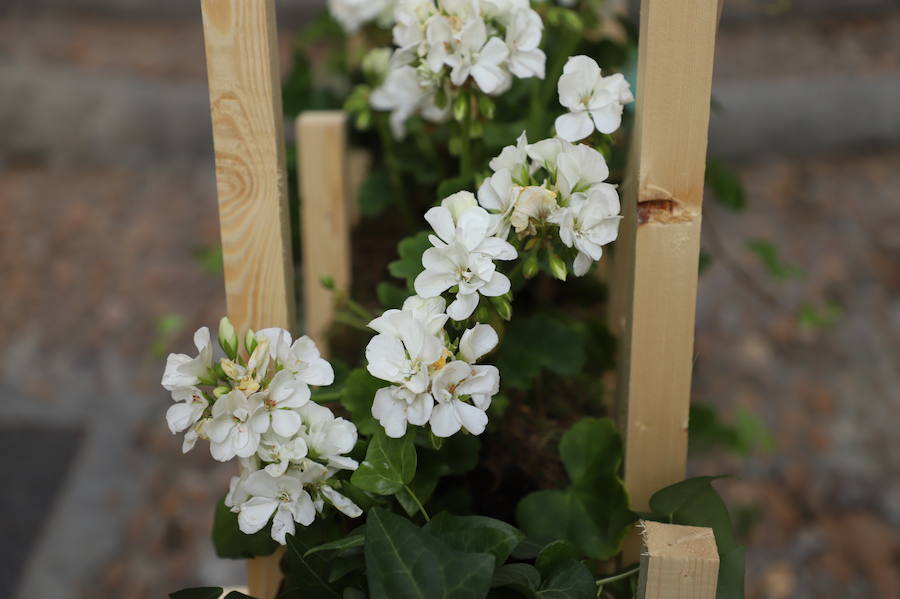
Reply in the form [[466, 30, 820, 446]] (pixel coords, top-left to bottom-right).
[[636, 521, 719, 599], [200, 1, 293, 596], [609, 0, 720, 512], [297, 111, 353, 350]]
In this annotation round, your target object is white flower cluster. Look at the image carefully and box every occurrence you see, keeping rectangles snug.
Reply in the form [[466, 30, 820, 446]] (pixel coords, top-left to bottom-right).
[[366, 296, 502, 439], [555, 55, 633, 142], [328, 0, 396, 33], [371, 0, 546, 137], [479, 131, 622, 275], [162, 322, 361, 544]]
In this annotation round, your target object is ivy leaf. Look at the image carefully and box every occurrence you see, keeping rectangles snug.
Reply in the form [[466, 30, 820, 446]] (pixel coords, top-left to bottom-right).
[[746, 239, 804, 280], [304, 530, 366, 557], [358, 171, 394, 217], [388, 232, 432, 290], [437, 176, 471, 200], [281, 520, 345, 599], [516, 419, 633, 560], [534, 541, 579, 579], [341, 369, 383, 436], [649, 477, 745, 599], [224, 593, 256, 599], [495, 315, 587, 390], [397, 435, 481, 517], [426, 513, 525, 566], [705, 160, 745, 211], [351, 429, 417, 495], [376, 282, 408, 310], [169, 588, 224, 599], [365, 508, 495, 599], [212, 498, 279, 559], [491, 564, 541, 596], [536, 560, 595, 599]]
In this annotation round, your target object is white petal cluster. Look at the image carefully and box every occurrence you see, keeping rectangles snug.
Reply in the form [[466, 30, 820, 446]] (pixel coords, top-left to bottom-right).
[[365, 296, 501, 438], [162, 324, 361, 544], [555, 55, 633, 142], [328, 0, 396, 33], [478, 133, 622, 276], [370, 0, 546, 137]]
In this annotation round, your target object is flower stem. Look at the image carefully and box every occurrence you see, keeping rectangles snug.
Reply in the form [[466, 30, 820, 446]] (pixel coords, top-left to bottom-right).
[[595, 565, 640, 595], [460, 93, 473, 185], [376, 113, 415, 229], [311, 390, 342, 403], [403, 484, 430, 522]]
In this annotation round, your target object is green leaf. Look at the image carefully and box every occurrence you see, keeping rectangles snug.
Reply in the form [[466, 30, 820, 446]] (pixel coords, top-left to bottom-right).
[[351, 429, 417, 495], [797, 301, 842, 329], [224, 593, 256, 599], [329, 553, 365, 583], [341, 369, 383, 436], [649, 477, 745, 599], [281, 521, 345, 599], [516, 419, 633, 560], [495, 315, 587, 390], [358, 171, 395, 217], [212, 498, 279, 559], [534, 541, 579, 578], [305, 531, 366, 557], [365, 508, 495, 599], [388, 232, 432, 290], [343, 590, 367, 599], [376, 282, 409, 310], [426, 513, 525, 566], [437, 177, 471, 200], [397, 436, 481, 517], [536, 560, 595, 598], [491, 564, 541, 596], [746, 239, 804, 280], [705, 160, 745, 211], [169, 588, 223, 599]]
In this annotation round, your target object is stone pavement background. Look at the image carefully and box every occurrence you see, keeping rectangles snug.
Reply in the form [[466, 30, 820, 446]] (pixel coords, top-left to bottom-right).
[[0, 1, 897, 597]]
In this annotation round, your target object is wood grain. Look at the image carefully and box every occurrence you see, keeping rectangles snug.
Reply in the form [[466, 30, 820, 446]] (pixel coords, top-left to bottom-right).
[[200, 1, 293, 596], [636, 521, 719, 598], [201, 0, 295, 337], [609, 0, 720, 512], [297, 111, 353, 351]]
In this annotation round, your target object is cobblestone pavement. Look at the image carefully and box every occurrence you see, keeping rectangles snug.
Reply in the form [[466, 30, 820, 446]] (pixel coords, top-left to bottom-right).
[[1, 2, 898, 598]]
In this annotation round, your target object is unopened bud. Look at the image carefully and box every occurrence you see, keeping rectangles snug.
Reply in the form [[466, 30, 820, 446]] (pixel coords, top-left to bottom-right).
[[453, 94, 469, 122], [490, 296, 513, 321], [320, 275, 335, 290], [523, 254, 539, 279], [218, 317, 238, 359], [213, 386, 231, 398], [548, 253, 568, 281], [244, 329, 257, 355]]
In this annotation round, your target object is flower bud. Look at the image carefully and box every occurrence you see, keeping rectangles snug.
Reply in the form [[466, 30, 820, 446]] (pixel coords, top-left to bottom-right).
[[320, 275, 335, 290], [548, 253, 568, 281], [213, 386, 231, 398], [244, 329, 258, 355], [490, 296, 513, 321], [218, 317, 238, 359], [523, 254, 539, 279], [453, 94, 469, 122], [361, 47, 391, 84]]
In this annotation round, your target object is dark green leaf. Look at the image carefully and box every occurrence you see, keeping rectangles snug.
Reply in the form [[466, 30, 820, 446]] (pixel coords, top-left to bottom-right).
[[376, 282, 408, 310], [426, 513, 525, 566], [491, 564, 541, 596], [365, 508, 494, 599], [305, 531, 366, 557], [536, 560, 595, 599], [282, 521, 344, 599], [329, 553, 366, 583], [705, 160, 746, 211], [358, 171, 395, 217], [558, 418, 621, 483], [388, 232, 432, 290], [495, 315, 587, 390], [212, 498, 279, 559], [341, 369, 382, 436], [224, 593, 256, 599], [437, 177, 471, 201], [169, 588, 223, 599], [534, 541, 579, 578], [343, 590, 367, 599], [397, 436, 481, 517], [717, 545, 747, 599], [351, 429, 417, 495]]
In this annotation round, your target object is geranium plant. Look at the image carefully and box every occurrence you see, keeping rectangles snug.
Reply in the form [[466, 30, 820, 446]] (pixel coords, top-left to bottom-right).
[[167, 1, 746, 598]]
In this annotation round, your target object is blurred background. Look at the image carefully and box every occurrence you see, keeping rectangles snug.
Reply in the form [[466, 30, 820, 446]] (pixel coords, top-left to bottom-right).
[[1, 0, 898, 597]]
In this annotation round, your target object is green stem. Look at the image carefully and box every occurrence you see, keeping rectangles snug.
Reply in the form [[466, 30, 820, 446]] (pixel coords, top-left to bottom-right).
[[460, 92, 473, 185], [311, 390, 342, 403], [403, 484, 430, 522], [332, 312, 371, 333], [345, 297, 373, 323], [376, 113, 415, 229], [533, 29, 581, 137], [594, 565, 640, 595]]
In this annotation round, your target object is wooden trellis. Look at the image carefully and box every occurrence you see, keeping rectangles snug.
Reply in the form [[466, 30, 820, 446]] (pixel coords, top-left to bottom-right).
[[199, 0, 722, 596]]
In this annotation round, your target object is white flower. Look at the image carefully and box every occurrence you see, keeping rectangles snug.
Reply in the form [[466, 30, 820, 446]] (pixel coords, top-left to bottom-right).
[[301, 461, 364, 519], [161, 327, 213, 391], [372, 385, 434, 438], [369, 295, 448, 337], [477, 169, 519, 237], [458, 323, 499, 363], [415, 192, 517, 320], [236, 469, 316, 544], [219, 338, 271, 394], [526, 137, 570, 173], [329, 0, 395, 33], [508, 185, 559, 236], [182, 419, 206, 454], [505, 9, 545, 79], [489, 132, 531, 183], [366, 310, 444, 392], [392, 0, 436, 49], [257, 433, 309, 477], [556, 142, 610, 199], [429, 361, 499, 437], [446, 19, 510, 94], [165, 386, 208, 434], [248, 370, 310, 438], [255, 329, 334, 388], [295, 402, 359, 471], [370, 64, 446, 139], [555, 55, 633, 141], [225, 458, 258, 510], [207, 390, 266, 462], [550, 186, 622, 276]]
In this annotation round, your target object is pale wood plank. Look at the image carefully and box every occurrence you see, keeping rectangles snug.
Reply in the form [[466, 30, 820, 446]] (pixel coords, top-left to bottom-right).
[[636, 521, 719, 599], [200, 1, 293, 596], [297, 111, 353, 351], [609, 0, 720, 512]]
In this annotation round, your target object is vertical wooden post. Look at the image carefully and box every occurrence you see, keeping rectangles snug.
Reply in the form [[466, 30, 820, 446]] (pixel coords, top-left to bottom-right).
[[609, 0, 720, 512], [200, 0, 292, 596], [636, 521, 719, 599], [297, 112, 353, 350]]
